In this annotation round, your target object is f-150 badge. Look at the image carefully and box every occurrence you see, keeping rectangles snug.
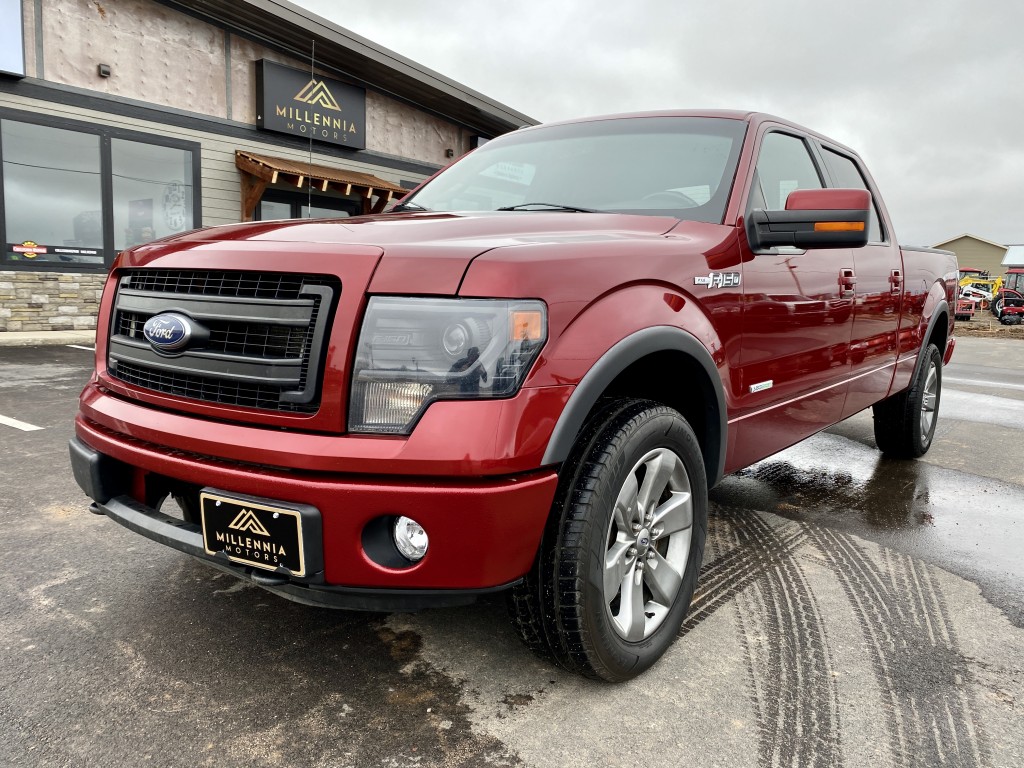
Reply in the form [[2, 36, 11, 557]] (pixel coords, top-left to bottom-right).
[[694, 272, 741, 288]]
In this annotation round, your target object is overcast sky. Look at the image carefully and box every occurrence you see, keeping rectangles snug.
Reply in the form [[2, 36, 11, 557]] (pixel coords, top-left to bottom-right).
[[292, 0, 1024, 247]]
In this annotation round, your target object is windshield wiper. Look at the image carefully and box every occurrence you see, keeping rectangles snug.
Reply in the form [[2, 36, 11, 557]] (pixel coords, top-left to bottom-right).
[[496, 202, 600, 213], [392, 200, 430, 212]]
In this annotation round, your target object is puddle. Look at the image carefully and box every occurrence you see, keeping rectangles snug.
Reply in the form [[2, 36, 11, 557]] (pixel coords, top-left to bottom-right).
[[712, 431, 1023, 626]]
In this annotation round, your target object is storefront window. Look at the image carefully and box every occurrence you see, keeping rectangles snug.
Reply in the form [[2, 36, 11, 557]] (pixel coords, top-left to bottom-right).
[[2, 121, 104, 265], [256, 192, 359, 221], [0, 113, 200, 270], [112, 139, 194, 250], [258, 199, 291, 220], [301, 202, 352, 219]]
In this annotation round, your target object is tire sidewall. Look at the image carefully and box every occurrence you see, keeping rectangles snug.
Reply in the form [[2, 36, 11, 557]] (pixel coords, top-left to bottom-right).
[[909, 345, 942, 454], [575, 408, 708, 679]]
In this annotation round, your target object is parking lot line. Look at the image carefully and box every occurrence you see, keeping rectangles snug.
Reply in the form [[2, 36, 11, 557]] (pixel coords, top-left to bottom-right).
[[66, 345, 96, 352], [0, 414, 44, 432], [944, 375, 1024, 392]]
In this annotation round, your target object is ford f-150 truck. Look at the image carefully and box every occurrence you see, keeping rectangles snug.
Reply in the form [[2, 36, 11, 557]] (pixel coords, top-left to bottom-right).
[[71, 111, 957, 681]]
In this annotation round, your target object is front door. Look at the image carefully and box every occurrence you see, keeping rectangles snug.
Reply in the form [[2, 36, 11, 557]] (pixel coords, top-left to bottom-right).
[[730, 130, 855, 469]]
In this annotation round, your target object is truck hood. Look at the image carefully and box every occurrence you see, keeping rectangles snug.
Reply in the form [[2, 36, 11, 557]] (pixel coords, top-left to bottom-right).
[[137, 211, 683, 294]]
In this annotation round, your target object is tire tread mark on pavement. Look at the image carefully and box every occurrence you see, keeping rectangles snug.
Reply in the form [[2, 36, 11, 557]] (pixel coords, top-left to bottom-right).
[[905, 553, 987, 765], [805, 525, 988, 768], [683, 512, 805, 633], [689, 510, 842, 768]]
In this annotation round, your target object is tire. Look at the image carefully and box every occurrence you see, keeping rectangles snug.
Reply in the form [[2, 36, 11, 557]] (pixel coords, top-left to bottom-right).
[[509, 399, 708, 682], [992, 297, 1004, 317], [872, 343, 942, 458]]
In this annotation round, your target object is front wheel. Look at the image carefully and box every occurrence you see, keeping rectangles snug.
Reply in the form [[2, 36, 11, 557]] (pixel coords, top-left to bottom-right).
[[872, 343, 942, 458], [510, 400, 708, 682]]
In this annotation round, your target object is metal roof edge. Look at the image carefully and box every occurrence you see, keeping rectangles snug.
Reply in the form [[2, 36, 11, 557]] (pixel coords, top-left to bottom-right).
[[932, 232, 1007, 250], [159, 0, 537, 135]]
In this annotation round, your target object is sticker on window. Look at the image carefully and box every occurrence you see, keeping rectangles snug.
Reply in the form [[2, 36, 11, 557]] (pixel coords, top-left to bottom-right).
[[670, 185, 712, 205], [779, 180, 799, 208], [480, 162, 536, 186]]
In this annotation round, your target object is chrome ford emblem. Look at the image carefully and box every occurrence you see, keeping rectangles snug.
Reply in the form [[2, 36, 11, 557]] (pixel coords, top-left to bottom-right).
[[143, 313, 193, 352]]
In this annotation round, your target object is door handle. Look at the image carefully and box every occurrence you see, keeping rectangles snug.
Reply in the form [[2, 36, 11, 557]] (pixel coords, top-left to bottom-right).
[[889, 269, 903, 294], [839, 268, 857, 298]]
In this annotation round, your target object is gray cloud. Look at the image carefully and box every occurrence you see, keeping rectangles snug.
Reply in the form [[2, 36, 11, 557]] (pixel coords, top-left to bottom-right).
[[293, 0, 1024, 246]]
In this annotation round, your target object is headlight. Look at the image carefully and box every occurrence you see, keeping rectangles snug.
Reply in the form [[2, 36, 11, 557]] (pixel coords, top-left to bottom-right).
[[349, 297, 547, 434]]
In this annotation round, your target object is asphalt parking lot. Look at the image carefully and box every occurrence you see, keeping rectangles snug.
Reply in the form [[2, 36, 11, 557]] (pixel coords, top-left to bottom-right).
[[1, 338, 1022, 768]]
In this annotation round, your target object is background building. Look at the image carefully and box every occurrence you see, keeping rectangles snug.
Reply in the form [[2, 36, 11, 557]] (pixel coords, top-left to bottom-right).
[[1001, 245, 1024, 269], [0, 0, 535, 332], [932, 234, 1010, 277]]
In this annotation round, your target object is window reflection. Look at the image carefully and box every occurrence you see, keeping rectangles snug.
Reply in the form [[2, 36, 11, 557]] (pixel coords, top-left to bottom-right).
[[2, 121, 103, 264], [112, 138, 194, 249], [300, 203, 351, 219], [258, 200, 291, 220]]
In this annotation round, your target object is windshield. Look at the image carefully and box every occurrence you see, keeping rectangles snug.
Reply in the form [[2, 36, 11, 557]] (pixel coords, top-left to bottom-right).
[[404, 116, 747, 223]]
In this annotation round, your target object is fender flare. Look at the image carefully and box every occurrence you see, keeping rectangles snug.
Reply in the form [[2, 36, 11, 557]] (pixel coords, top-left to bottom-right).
[[540, 326, 727, 486], [916, 298, 950, 377]]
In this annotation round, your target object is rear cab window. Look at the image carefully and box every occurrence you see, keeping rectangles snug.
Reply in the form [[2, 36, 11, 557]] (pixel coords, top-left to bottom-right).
[[820, 148, 885, 243]]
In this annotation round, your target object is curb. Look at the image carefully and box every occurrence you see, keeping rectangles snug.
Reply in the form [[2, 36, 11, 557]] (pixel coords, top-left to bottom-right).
[[0, 330, 97, 348]]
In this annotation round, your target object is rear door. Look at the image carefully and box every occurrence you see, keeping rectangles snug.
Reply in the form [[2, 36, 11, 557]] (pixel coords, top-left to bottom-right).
[[818, 146, 903, 417]]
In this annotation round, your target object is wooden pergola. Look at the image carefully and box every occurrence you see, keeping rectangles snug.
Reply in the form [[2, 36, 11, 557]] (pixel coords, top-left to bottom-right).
[[235, 150, 408, 221]]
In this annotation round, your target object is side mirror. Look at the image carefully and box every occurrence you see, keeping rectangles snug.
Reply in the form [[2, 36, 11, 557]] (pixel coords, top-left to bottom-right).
[[748, 188, 870, 250]]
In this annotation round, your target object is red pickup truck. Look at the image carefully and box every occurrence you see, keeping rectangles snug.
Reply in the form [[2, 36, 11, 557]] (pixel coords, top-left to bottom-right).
[[71, 111, 956, 681]]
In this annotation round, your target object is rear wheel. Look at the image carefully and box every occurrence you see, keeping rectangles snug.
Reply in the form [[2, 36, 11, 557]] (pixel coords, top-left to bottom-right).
[[873, 343, 942, 458], [509, 399, 708, 682]]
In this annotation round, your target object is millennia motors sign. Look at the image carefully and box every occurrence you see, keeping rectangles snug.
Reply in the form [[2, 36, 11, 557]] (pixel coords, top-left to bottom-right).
[[256, 59, 367, 149]]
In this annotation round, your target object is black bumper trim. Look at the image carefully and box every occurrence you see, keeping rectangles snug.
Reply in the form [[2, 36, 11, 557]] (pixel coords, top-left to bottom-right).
[[69, 438, 520, 612], [69, 436, 131, 504]]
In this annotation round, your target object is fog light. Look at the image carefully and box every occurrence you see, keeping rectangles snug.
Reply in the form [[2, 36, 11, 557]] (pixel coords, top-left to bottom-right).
[[393, 516, 429, 561]]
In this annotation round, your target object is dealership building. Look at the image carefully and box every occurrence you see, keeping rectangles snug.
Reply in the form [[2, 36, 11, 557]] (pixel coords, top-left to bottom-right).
[[0, 0, 534, 332]]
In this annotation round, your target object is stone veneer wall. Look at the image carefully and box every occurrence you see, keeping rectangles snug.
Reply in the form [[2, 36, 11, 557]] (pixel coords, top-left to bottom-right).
[[0, 271, 107, 332]]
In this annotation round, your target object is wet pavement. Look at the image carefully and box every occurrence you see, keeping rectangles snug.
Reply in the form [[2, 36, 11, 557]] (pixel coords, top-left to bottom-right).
[[716, 435, 1024, 629], [1, 339, 1022, 767]]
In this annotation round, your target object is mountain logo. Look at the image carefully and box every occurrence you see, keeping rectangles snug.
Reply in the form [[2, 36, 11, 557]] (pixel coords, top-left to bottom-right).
[[293, 79, 342, 111], [228, 509, 271, 536]]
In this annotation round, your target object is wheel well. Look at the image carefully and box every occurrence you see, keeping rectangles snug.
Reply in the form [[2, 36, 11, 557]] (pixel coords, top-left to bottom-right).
[[928, 310, 949, 353], [589, 350, 721, 486]]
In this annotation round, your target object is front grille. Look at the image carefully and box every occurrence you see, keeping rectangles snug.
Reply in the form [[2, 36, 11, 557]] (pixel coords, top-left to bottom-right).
[[124, 270, 320, 300], [113, 361, 308, 411], [107, 270, 339, 414], [117, 312, 310, 358]]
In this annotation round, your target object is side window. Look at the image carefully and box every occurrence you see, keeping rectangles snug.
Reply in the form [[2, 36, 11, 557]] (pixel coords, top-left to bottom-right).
[[821, 148, 884, 243], [751, 132, 823, 211]]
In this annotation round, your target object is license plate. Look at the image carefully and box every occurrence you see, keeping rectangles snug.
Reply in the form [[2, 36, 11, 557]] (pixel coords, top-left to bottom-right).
[[200, 491, 307, 576]]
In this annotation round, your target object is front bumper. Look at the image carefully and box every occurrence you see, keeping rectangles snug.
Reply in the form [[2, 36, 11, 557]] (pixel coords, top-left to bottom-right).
[[83, 492, 516, 612], [70, 427, 559, 610]]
